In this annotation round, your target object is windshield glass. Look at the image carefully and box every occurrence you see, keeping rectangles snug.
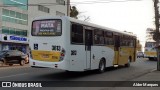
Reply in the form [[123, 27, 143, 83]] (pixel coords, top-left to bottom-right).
[[32, 19, 62, 36], [145, 42, 156, 48], [0, 51, 7, 55]]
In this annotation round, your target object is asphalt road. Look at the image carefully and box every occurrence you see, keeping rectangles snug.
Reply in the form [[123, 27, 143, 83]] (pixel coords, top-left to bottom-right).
[[0, 58, 157, 90]]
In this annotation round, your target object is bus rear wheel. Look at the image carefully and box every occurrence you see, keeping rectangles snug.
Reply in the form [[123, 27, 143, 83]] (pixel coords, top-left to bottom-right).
[[97, 59, 105, 73], [125, 58, 131, 67]]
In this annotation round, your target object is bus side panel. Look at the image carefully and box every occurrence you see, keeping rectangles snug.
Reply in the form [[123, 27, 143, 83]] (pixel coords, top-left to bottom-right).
[[105, 46, 117, 65], [118, 47, 128, 65], [68, 45, 86, 71], [91, 46, 114, 69], [118, 47, 135, 65]]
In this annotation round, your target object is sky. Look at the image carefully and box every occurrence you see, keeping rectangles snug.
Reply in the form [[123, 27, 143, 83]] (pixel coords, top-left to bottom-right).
[[70, 0, 155, 48]]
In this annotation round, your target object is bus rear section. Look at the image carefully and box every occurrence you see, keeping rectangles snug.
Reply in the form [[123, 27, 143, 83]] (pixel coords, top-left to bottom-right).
[[29, 18, 70, 70], [144, 42, 157, 60]]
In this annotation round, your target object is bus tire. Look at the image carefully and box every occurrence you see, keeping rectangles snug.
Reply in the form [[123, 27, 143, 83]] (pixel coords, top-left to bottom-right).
[[125, 57, 131, 67], [97, 59, 106, 73], [0, 61, 4, 66]]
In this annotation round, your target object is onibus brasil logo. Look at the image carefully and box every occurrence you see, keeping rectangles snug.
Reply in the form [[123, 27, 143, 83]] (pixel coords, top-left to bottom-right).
[[1, 82, 42, 87]]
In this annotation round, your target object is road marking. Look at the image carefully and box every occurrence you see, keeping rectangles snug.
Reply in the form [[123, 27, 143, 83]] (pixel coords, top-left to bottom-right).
[[0, 73, 28, 79]]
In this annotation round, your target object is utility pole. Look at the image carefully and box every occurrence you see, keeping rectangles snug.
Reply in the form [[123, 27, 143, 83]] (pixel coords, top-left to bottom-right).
[[154, 0, 160, 71], [154, 0, 159, 32]]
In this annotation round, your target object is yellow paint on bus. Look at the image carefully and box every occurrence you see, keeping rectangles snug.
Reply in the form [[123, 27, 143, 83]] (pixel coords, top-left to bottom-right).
[[144, 51, 157, 57], [31, 50, 61, 62]]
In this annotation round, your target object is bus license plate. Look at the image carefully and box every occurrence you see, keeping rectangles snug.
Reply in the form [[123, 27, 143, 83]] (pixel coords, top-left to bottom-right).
[[42, 54, 49, 58]]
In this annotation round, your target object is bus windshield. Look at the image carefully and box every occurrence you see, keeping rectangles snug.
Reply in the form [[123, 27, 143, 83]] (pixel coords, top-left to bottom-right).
[[32, 19, 62, 36], [145, 42, 156, 48]]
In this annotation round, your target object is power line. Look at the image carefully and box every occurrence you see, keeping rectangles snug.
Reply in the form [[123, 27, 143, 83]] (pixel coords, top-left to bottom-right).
[[0, 0, 143, 7], [71, 0, 143, 5]]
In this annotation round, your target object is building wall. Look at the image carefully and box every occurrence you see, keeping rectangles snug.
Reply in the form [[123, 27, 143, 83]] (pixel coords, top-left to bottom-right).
[[0, 0, 28, 35], [28, 0, 69, 40], [0, 0, 70, 53], [28, 0, 68, 20], [0, 0, 29, 53], [146, 28, 155, 42]]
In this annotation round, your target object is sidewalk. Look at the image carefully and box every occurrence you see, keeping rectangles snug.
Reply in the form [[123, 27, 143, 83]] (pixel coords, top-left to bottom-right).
[[102, 71, 160, 90], [133, 70, 160, 81]]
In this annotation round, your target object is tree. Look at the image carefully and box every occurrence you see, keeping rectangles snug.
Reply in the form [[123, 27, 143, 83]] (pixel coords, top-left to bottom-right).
[[70, 6, 90, 21], [70, 6, 79, 19]]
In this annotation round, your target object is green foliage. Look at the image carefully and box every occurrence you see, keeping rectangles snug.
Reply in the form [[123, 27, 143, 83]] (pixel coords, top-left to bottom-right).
[[70, 6, 79, 19]]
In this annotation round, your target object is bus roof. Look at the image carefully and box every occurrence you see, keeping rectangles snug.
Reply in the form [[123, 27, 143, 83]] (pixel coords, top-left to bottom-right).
[[33, 16, 136, 38]]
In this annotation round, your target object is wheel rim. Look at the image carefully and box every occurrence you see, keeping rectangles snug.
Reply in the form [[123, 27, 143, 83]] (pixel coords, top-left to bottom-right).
[[100, 61, 105, 71], [128, 59, 130, 64]]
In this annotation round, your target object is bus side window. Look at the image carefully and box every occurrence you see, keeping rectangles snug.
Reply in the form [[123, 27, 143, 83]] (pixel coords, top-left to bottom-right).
[[71, 24, 84, 44], [104, 31, 114, 45], [94, 30, 104, 45]]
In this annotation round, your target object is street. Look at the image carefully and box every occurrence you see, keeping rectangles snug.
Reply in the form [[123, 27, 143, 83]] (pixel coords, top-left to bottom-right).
[[0, 58, 156, 81], [0, 58, 157, 90]]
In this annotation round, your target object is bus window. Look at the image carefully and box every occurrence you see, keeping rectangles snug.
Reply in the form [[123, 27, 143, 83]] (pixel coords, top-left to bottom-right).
[[104, 31, 114, 45], [71, 24, 84, 44], [114, 35, 120, 47], [120, 35, 134, 47], [94, 30, 104, 45]]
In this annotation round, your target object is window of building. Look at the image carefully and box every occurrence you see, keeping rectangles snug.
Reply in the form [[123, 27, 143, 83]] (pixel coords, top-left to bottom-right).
[[56, 0, 65, 5], [2, 26, 9, 34], [22, 14, 28, 20], [10, 10, 15, 17], [21, 30, 27, 36], [71, 23, 84, 44], [56, 11, 65, 16], [2, 9, 9, 16], [16, 12, 22, 19], [2, 9, 28, 25], [16, 30, 21, 35], [1, 26, 28, 36], [9, 28, 16, 35], [2, 0, 28, 10], [38, 5, 50, 13]]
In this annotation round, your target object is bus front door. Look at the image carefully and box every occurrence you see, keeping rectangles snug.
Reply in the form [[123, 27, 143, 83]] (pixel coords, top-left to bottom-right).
[[85, 30, 93, 69]]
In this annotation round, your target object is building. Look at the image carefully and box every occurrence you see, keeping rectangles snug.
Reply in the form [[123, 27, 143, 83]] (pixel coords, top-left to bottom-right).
[[0, 0, 70, 53], [0, 0, 28, 53], [146, 28, 155, 42]]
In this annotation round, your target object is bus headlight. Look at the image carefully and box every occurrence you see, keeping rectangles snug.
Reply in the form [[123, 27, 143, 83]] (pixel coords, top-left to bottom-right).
[[60, 48, 66, 61]]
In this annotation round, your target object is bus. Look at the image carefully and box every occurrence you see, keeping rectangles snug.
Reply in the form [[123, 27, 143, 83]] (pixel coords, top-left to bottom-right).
[[144, 41, 157, 60], [29, 16, 137, 73]]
